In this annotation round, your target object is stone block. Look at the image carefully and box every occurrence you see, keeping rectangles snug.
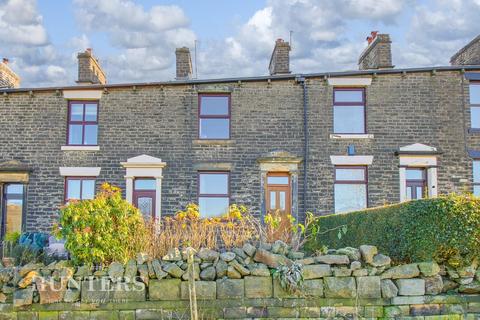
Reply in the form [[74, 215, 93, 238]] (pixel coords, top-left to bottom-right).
[[303, 279, 324, 297], [396, 278, 426, 296], [303, 264, 332, 279], [119, 311, 135, 320], [81, 278, 112, 303], [425, 275, 443, 295], [357, 276, 381, 298], [244, 276, 272, 298], [381, 263, 420, 279], [359, 245, 378, 264], [384, 305, 410, 317], [89, 310, 119, 320], [13, 287, 34, 307], [418, 261, 440, 277], [267, 306, 298, 318], [315, 254, 349, 265], [223, 307, 246, 318], [111, 281, 146, 302], [149, 279, 181, 300], [38, 311, 59, 320], [246, 306, 268, 318], [180, 281, 216, 300], [381, 279, 398, 298], [323, 277, 356, 298], [363, 306, 383, 318], [216, 278, 244, 299], [253, 248, 291, 268], [410, 304, 441, 316]]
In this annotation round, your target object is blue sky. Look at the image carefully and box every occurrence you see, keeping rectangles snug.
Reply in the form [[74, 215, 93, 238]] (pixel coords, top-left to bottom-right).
[[1, 0, 480, 87]]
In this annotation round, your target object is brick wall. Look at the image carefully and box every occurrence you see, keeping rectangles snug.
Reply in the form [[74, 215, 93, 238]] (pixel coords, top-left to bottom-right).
[[358, 34, 393, 70], [0, 69, 477, 231], [0, 61, 20, 88]]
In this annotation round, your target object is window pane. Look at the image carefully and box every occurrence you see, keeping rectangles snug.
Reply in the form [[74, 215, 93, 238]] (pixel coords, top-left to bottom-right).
[[470, 84, 480, 104], [200, 96, 229, 115], [6, 184, 23, 194], [416, 187, 423, 199], [70, 104, 84, 121], [334, 90, 363, 103], [279, 191, 286, 211], [474, 185, 480, 196], [334, 184, 367, 213], [471, 106, 480, 128], [406, 186, 413, 200], [199, 197, 229, 217], [85, 104, 98, 121], [474, 161, 480, 183], [199, 119, 229, 139], [68, 125, 83, 145], [267, 176, 289, 184], [138, 197, 153, 218], [135, 179, 156, 190], [406, 169, 424, 180], [334, 106, 365, 133], [269, 191, 276, 209], [199, 173, 228, 195], [81, 180, 95, 199], [335, 168, 365, 181], [84, 125, 98, 145], [67, 179, 81, 200]]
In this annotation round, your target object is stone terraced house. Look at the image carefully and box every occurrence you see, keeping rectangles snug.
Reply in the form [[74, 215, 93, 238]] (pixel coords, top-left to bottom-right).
[[1, 32, 480, 237]]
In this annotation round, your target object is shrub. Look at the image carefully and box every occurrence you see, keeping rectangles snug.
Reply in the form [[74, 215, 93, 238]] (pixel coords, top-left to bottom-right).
[[306, 193, 480, 266], [53, 183, 144, 266]]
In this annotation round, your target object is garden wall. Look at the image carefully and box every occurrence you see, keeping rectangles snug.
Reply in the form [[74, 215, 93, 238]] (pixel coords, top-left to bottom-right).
[[1, 242, 479, 319]]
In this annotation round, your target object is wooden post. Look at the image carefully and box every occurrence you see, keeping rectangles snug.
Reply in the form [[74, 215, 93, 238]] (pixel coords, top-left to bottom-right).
[[186, 247, 198, 320]]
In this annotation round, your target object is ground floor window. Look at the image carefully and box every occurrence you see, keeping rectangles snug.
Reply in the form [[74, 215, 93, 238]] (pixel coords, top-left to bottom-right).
[[2, 184, 25, 238], [65, 177, 95, 202], [198, 172, 229, 218], [133, 178, 156, 219], [405, 168, 427, 200], [334, 166, 367, 213], [473, 160, 480, 196]]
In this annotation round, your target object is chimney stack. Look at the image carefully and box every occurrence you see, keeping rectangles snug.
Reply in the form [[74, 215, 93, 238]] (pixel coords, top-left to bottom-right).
[[358, 32, 394, 70], [175, 47, 193, 80], [450, 34, 480, 66], [77, 48, 106, 85], [0, 58, 20, 88], [269, 39, 291, 75]]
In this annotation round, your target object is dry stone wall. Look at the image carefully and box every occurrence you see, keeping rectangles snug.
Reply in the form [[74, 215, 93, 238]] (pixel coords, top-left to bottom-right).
[[0, 242, 479, 319]]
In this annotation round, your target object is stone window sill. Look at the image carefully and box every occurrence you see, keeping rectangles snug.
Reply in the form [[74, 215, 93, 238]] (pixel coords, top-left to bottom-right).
[[330, 134, 374, 139], [192, 140, 235, 146], [61, 145, 100, 151], [468, 128, 480, 134]]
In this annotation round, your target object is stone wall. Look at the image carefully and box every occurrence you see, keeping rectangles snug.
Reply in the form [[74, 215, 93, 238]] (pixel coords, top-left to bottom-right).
[[0, 69, 479, 230], [451, 35, 480, 65], [1, 243, 479, 319]]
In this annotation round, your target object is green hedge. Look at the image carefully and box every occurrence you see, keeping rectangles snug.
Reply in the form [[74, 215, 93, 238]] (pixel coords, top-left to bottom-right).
[[306, 194, 480, 266]]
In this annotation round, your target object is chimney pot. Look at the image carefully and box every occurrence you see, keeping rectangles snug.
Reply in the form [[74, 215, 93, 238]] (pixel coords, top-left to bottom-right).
[[269, 38, 291, 75], [76, 48, 106, 85], [358, 32, 393, 70], [175, 47, 193, 80], [3, 58, 9, 64]]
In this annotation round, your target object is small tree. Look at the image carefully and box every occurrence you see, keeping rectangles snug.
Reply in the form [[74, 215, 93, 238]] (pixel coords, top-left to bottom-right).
[[53, 183, 144, 266]]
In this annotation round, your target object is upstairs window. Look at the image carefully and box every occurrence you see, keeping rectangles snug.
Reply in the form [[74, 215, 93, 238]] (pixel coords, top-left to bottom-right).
[[67, 101, 98, 145], [333, 88, 366, 134], [470, 83, 480, 129], [65, 177, 95, 202], [474, 160, 480, 196], [334, 166, 367, 213], [198, 172, 230, 217], [199, 94, 230, 139]]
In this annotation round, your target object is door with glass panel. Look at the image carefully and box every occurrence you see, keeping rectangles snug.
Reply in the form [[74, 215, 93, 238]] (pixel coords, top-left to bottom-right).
[[1, 184, 24, 239], [133, 178, 156, 219], [266, 173, 291, 216], [406, 168, 427, 200]]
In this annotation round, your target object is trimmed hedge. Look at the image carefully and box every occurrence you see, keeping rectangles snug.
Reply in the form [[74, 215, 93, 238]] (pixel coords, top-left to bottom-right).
[[306, 194, 480, 266]]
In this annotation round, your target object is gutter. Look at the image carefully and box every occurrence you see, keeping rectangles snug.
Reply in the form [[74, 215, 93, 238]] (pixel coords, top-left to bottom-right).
[[296, 75, 308, 221]]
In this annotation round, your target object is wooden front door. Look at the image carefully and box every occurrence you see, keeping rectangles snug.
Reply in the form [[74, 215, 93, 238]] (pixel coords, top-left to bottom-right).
[[266, 173, 291, 216], [406, 168, 427, 200], [133, 178, 156, 219]]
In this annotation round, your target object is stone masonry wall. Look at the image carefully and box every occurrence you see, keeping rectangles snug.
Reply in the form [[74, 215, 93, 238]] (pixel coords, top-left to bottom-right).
[[0, 70, 477, 231], [451, 35, 480, 65], [2, 243, 479, 319]]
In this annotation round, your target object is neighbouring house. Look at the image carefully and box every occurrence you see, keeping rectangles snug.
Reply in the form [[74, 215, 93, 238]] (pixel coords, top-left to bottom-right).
[[1, 32, 480, 236]]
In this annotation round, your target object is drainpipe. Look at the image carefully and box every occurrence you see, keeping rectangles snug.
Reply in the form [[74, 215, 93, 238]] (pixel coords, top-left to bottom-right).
[[296, 75, 308, 221]]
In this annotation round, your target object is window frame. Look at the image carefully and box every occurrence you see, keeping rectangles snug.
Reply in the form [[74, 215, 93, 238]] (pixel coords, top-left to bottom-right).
[[133, 177, 157, 219], [197, 171, 230, 217], [1, 183, 26, 239], [64, 177, 96, 203], [470, 82, 480, 129], [333, 165, 368, 212], [333, 87, 367, 134], [198, 93, 231, 140], [66, 100, 99, 146]]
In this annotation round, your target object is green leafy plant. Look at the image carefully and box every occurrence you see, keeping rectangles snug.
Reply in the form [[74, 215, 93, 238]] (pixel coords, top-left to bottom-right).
[[272, 261, 304, 294], [306, 193, 480, 267], [53, 183, 145, 266]]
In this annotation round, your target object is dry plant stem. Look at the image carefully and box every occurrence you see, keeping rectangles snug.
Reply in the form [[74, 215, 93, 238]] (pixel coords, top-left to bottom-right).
[[186, 247, 198, 320]]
